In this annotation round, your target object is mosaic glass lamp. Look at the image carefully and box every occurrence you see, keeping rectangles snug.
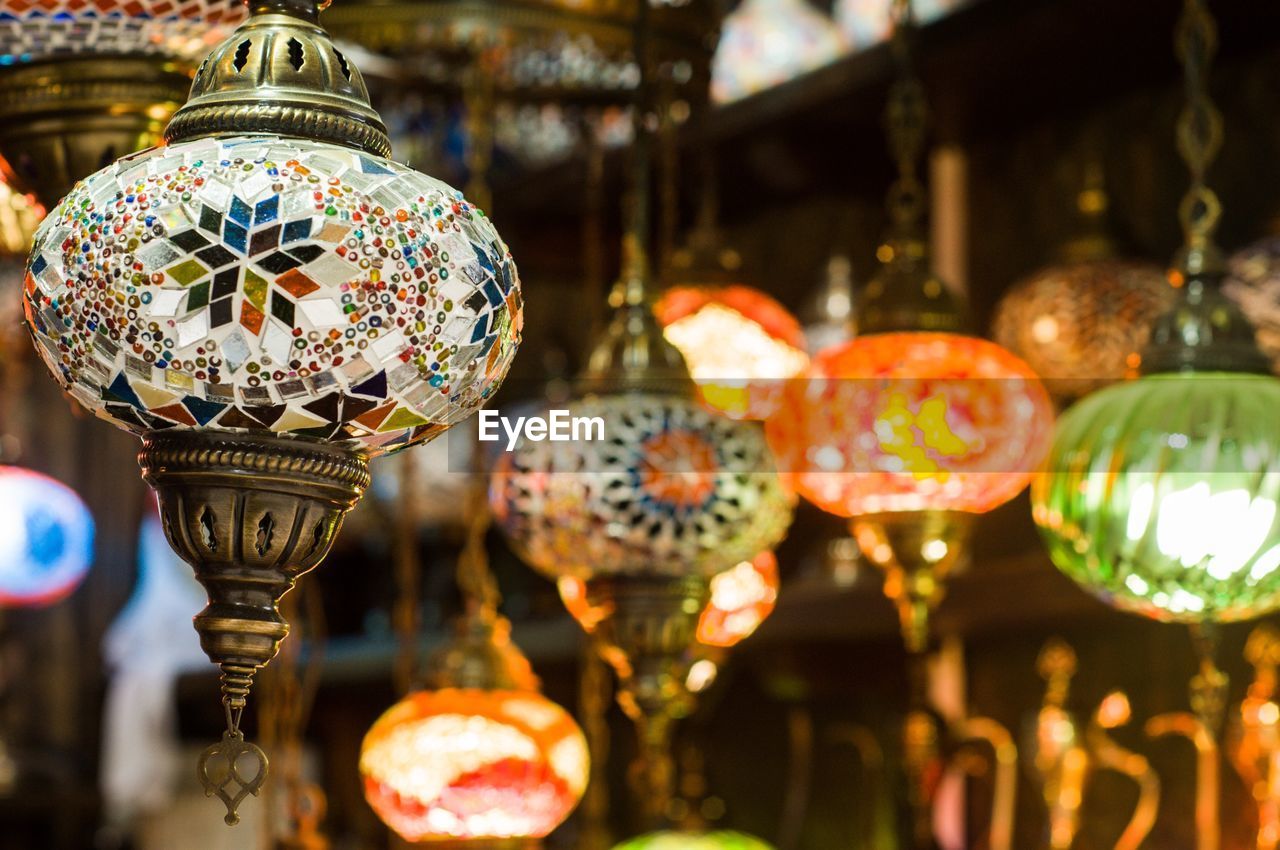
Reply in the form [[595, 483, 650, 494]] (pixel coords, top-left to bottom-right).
[[1225, 234, 1280, 374], [764, 3, 1047, 845], [24, 0, 521, 822], [0, 0, 246, 206], [491, 134, 792, 824], [835, 0, 963, 50], [614, 831, 776, 850], [0, 466, 94, 607], [1031, 0, 1280, 627], [710, 0, 846, 104], [992, 169, 1174, 403], [361, 615, 588, 843]]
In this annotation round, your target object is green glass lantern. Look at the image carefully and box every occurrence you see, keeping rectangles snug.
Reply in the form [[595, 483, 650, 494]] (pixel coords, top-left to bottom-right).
[[1033, 373, 1280, 622], [613, 831, 776, 850], [1032, 0, 1280, 627]]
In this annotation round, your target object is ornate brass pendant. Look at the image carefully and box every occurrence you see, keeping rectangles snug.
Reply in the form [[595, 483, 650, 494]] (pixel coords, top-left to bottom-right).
[[140, 429, 369, 823]]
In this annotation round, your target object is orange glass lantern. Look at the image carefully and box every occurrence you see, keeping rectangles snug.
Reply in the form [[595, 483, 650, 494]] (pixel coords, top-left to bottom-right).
[[766, 333, 1053, 651], [361, 687, 590, 842], [656, 285, 809, 420], [360, 612, 590, 844], [558, 550, 780, 650]]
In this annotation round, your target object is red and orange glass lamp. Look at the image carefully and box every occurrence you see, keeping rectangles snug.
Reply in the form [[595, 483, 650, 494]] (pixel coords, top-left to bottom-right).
[[764, 2, 1051, 845], [655, 162, 809, 421], [361, 483, 589, 848]]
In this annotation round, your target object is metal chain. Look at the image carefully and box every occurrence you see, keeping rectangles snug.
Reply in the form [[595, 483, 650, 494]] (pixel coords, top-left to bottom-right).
[[1174, 0, 1224, 259], [885, 0, 927, 237]]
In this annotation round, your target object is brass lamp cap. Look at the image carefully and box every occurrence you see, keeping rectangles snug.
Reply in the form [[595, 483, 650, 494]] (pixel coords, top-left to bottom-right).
[[1140, 267, 1271, 376], [426, 610, 540, 693], [581, 267, 694, 396], [165, 0, 391, 157], [860, 235, 969, 335]]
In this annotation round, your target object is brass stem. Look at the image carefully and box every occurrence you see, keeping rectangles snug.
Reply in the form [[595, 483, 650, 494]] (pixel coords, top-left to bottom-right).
[[392, 449, 422, 695], [463, 56, 496, 214]]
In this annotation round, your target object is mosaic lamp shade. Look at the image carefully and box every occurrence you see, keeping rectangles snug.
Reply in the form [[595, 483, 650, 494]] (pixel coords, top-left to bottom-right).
[[360, 613, 589, 843], [710, 0, 846, 104], [613, 831, 776, 850], [22, 0, 521, 822], [1225, 234, 1280, 374], [0, 466, 94, 607], [490, 393, 791, 583], [765, 332, 1054, 650], [992, 259, 1174, 402], [557, 550, 780, 650], [655, 285, 809, 420], [0, 0, 247, 206]]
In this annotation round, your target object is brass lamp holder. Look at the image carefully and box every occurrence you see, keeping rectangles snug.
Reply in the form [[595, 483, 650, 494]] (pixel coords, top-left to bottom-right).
[[0, 55, 190, 208], [140, 429, 368, 823], [584, 573, 710, 827]]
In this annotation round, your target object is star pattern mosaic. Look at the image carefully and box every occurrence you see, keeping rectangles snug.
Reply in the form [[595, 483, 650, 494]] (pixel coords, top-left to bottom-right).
[[25, 136, 522, 458], [490, 394, 793, 581], [0, 0, 246, 63]]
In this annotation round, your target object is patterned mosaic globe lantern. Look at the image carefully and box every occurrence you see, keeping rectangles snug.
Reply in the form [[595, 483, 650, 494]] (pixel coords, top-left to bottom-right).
[[0, 0, 246, 206], [614, 831, 776, 850], [0, 466, 94, 607], [992, 173, 1174, 403], [361, 614, 589, 843], [23, 0, 521, 823], [491, 188, 792, 823]]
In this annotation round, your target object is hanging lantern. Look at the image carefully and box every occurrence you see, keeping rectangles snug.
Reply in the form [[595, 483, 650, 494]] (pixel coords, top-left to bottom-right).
[[1031, 0, 1280, 627], [361, 615, 590, 843], [767, 332, 1052, 645], [710, 0, 846, 104], [992, 167, 1174, 402], [614, 831, 776, 850], [762, 3, 1047, 846], [0, 466, 94, 607], [1224, 234, 1280, 374], [492, 141, 791, 830], [0, 0, 246, 206], [656, 287, 808, 421], [24, 0, 521, 823]]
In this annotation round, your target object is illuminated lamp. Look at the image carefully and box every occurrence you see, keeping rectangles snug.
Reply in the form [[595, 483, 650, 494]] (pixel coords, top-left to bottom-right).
[[614, 831, 776, 850], [361, 618, 589, 844], [23, 0, 521, 822], [0, 466, 94, 607], [992, 167, 1173, 403]]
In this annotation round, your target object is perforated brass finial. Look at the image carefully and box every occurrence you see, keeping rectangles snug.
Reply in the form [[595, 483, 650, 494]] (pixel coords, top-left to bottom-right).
[[165, 0, 391, 157]]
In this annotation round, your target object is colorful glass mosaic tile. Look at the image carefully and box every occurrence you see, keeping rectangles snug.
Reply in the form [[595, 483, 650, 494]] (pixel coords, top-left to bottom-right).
[[490, 394, 792, 581], [25, 135, 522, 458], [0, 0, 246, 63]]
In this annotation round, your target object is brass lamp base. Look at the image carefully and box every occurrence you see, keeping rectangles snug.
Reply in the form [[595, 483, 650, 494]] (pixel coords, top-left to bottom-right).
[[139, 429, 369, 823], [0, 55, 190, 207], [584, 574, 710, 825], [850, 511, 973, 655]]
